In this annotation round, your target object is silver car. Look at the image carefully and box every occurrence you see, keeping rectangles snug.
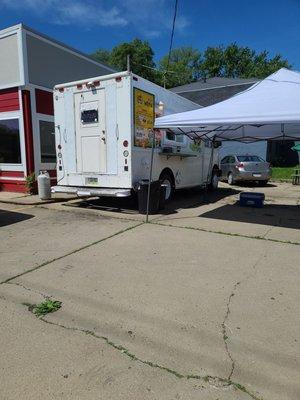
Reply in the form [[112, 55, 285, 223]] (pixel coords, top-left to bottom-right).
[[220, 155, 271, 185]]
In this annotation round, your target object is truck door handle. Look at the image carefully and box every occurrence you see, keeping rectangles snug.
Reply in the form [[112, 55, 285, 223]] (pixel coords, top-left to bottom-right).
[[101, 137, 106, 143]]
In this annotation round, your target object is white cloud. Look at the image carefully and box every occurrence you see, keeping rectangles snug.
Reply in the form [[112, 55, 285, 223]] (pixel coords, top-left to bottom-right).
[[0, 0, 190, 37], [0, 0, 128, 27]]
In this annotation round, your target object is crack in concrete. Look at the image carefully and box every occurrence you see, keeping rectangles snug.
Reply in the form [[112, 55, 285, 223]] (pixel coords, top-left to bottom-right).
[[152, 221, 300, 246], [220, 252, 266, 384], [0, 222, 144, 285], [5, 281, 50, 299], [1, 279, 263, 400], [222, 281, 240, 380], [36, 312, 263, 400]]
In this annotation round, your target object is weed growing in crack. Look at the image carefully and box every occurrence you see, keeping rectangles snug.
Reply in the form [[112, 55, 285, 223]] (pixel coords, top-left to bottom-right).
[[31, 299, 62, 317]]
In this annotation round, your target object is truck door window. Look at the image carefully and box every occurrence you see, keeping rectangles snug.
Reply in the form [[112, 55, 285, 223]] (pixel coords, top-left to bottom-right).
[[81, 109, 98, 124]]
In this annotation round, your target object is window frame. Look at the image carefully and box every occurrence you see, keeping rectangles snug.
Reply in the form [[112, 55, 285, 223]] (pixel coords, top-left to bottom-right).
[[163, 130, 187, 147], [36, 114, 56, 169], [0, 113, 25, 171]]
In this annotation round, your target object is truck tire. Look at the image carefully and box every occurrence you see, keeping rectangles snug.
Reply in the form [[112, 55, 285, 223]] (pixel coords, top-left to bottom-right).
[[228, 172, 235, 185], [208, 168, 219, 191], [159, 171, 175, 202]]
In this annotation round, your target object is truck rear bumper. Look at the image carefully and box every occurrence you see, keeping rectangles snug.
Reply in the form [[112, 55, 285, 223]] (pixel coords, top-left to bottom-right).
[[51, 185, 132, 198]]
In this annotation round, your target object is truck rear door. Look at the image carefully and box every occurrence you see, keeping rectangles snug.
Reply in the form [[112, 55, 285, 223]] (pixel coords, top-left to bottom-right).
[[74, 89, 107, 174]]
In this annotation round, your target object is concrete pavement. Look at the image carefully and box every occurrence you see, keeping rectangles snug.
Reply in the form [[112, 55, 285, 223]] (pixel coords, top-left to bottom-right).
[[0, 183, 299, 400]]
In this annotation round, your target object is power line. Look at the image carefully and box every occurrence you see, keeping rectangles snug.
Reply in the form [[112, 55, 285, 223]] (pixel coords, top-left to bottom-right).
[[164, 0, 179, 87]]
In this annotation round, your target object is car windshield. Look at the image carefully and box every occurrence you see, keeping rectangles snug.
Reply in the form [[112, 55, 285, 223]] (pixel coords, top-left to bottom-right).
[[237, 155, 264, 162]]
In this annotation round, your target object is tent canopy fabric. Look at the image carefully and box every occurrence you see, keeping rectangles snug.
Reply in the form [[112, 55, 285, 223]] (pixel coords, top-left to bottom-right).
[[155, 68, 300, 142], [292, 143, 300, 151]]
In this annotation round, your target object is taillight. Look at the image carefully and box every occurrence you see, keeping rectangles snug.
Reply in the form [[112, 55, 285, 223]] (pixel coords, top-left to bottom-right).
[[123, 140, 128, 147], [237, 162, 244, 168]]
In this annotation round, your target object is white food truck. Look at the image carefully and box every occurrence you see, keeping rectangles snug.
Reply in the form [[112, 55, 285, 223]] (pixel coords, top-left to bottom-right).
[[52, 71, 220, 202]]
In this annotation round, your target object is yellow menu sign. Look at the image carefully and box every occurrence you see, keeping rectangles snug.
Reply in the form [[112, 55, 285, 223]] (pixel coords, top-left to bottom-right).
[[134, 88, 155, 147]]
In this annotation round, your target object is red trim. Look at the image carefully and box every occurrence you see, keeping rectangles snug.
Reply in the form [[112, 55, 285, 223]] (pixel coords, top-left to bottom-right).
[[0, 87, 19, 112], [35, 89, 54, 115], [22, 90, 35, 176], [0, 171, 24, 178], [0, 181, 26, 193], [0, 171, 26, 193], [48, 169, 57, 178]]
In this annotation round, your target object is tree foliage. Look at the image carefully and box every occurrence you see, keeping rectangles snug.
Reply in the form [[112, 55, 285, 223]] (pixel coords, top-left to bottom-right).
[[91, 39, 157, 82], [91, 40, 291, 88], [200, 43, 290, 79], [159, 47, 202, 88]]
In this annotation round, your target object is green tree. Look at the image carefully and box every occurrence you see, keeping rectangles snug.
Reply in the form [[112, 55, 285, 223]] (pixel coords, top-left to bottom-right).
[[200, 46, 225, 77], [90, 49, 111, 65], [110, 39, 157, 82], [201, 43, 290, 79], [159, 47, 202, 88]]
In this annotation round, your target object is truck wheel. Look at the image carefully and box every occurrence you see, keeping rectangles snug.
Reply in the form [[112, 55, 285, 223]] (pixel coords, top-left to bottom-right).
[[159, 171, 175, 202], [208, 169, 219, 191], [228, 172, 235, 185]]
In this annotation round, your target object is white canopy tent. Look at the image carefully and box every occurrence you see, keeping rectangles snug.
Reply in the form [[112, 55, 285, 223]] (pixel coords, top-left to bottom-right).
[[144, 68, 300, 222], [155, 68, 300, 142]]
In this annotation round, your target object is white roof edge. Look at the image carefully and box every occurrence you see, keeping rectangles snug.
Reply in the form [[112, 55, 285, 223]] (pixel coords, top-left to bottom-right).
[[0, 23, 22, 37], [54, 71, 131, 89]]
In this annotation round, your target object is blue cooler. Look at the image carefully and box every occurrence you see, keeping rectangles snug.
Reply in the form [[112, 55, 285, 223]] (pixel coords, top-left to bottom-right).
[[239, 192, 265, 208]]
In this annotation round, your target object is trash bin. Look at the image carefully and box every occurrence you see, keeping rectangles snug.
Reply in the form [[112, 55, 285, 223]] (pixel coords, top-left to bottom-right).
[[138, 179, 160, 214]]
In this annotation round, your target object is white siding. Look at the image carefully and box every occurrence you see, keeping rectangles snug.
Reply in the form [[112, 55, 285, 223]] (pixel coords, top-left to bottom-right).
[[0, 33, 21, 88]]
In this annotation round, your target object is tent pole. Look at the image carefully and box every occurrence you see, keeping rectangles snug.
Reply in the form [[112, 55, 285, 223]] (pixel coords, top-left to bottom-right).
[[146, 133, 155, 223]]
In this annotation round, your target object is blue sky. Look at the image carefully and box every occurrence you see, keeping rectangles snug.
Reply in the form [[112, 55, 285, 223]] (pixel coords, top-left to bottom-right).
[[0, 0, 299, 68]]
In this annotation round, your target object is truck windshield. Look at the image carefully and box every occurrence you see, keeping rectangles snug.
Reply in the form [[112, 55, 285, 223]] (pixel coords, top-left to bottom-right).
[[237, 155, 264, 162]]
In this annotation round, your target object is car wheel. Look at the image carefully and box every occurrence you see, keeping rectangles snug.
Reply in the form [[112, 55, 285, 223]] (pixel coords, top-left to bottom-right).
[[159, 171, 175, 202], [228, 172, 235, 185], [258, 180, 268, 186]]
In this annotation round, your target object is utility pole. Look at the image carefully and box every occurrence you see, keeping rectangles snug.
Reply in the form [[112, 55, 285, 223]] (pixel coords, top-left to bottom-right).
[[127, 54, 130, 72]]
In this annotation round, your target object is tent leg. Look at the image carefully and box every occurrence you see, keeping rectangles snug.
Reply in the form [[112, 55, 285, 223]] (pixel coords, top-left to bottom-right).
[[146, 136, 155, 223]]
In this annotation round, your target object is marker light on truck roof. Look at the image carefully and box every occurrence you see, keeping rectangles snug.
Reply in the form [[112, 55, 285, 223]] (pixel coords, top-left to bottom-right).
[[77, 84, 83, 89], [115, 76, 122, 82], [59, 88, 64, 92]]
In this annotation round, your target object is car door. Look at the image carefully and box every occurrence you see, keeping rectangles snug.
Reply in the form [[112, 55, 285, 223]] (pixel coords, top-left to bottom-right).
[[228, 155, 237, 177], [220, 156, 229, 179]]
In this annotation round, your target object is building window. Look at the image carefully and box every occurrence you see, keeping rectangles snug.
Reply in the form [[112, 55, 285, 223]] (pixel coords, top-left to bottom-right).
[[39, 120, 56, 163], [0, 119, 21, 164]]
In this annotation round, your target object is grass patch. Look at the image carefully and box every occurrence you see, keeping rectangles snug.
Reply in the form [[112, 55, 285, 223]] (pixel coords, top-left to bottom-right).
[[32, 299, 62, 317], [271, 165, 299, 181]]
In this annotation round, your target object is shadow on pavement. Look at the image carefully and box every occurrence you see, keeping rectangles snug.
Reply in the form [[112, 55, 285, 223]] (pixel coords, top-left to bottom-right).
[[0, 209, 34, 227], [66, 186, 241, 216], [200, 203, 300, 230]]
